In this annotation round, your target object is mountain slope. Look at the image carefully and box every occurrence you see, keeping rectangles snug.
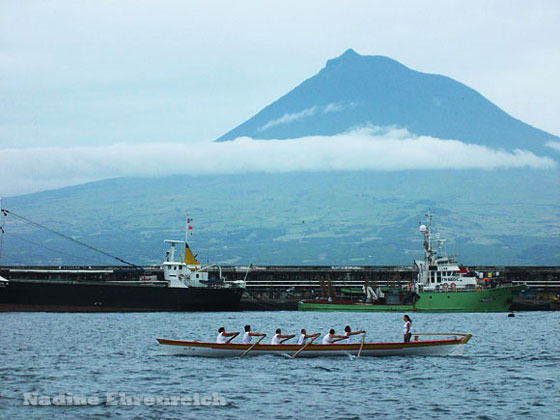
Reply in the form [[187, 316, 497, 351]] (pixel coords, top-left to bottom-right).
[[1, 170, 559, 266], [2, 50, 559, 267], [216, 49, 558, 153]]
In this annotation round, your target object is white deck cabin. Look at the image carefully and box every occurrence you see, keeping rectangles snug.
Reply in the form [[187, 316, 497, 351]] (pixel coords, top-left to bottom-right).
[[162, 240, 245, 290]]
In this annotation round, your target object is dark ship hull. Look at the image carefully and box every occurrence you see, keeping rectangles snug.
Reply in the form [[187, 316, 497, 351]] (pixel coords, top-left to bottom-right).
[[0, 280, 244, 312]]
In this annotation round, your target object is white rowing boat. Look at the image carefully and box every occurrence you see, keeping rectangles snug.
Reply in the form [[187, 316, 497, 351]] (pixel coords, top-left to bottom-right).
[[156, 333, 472, 358]]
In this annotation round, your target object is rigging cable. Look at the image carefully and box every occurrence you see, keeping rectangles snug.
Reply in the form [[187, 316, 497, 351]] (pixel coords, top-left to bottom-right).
[[3, 231, 112, 265], [1, 209, 141, 269]]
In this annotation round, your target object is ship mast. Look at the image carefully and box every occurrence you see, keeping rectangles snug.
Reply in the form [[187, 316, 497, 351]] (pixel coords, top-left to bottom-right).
[[417, 210, 436, 286], [185, 213, 191, 243], [183, 213, 199, 265], [424, 211, 433, 266]]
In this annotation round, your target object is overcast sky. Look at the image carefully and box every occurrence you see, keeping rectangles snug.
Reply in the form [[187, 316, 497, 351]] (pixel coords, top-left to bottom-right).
[[1, 0, 559, 196]]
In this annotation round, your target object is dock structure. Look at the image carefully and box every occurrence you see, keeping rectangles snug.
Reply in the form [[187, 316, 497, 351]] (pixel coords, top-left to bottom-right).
[[1, 265, 559, 311], [210, 265, 560, 310]]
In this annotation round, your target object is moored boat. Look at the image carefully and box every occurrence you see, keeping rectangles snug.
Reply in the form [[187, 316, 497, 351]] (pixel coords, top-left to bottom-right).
[[0, 214, 246, 312], [299, 212, 525, 312], [156, 333, 472, 357]]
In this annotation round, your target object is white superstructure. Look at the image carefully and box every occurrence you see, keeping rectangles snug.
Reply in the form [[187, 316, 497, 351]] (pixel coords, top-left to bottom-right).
[[414, 212, 478, 292], [162, 216, 246, 290]]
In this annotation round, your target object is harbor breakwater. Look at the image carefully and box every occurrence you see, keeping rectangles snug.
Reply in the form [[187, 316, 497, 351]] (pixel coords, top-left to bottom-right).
[[217, 265, 560, 311], [2, 265, 559, 311]]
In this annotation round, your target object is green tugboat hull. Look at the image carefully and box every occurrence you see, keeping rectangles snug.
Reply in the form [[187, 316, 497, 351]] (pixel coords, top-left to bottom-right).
[[298, 285, 525, 312]]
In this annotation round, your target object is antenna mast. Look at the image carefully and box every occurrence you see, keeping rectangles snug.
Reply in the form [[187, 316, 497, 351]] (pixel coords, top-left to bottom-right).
[[185, 214, 193, 242]]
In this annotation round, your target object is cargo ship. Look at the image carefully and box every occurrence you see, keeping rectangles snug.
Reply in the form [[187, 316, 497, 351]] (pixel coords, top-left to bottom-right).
[[0, 214, 246, 312], [298, 212, 525, 312]]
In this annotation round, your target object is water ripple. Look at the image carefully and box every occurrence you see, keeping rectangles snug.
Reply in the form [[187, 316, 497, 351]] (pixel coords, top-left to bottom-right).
[[1, 311, 559, 420]]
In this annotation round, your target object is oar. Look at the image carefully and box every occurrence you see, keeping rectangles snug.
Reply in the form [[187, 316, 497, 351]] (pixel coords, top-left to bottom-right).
[[226, 332, 239, 343], [291, 334, 319, 359], [357, 332, 366, 358], [239, 334, 266, 358]]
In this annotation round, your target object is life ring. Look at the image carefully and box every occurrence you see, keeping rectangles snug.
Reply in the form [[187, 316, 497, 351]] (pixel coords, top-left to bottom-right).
[[449, 282, 457, 290], [442, 283, 449, 289], [179, 274, 185, 280]]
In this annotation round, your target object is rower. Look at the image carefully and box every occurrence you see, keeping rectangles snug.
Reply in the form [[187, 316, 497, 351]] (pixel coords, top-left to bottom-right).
[[322, 329, 346, 344], [242, 325, 265, 344], [298, 329, 320, 345], [216, 327, 239, 344], [271, 328, 295, 345], [341, 325, 365, 343]]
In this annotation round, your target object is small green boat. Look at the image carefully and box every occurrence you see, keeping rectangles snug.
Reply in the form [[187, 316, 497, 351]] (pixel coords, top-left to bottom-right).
[[299, 212, 525, 313]]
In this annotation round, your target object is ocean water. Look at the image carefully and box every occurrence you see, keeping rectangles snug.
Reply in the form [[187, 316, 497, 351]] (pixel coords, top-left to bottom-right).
[[1, 311, 559, 420]]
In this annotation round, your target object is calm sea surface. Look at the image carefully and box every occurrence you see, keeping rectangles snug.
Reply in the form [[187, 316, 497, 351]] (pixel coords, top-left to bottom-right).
[[1, 311, 559, 420]]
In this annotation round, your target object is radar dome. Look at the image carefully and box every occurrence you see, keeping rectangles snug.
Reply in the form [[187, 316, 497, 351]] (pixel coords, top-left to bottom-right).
[[419, 225, 427, 233]]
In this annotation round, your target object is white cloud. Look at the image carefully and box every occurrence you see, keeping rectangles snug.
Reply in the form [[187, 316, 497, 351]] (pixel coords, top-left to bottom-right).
[[546, 141, 560, 152], [258, 106, 319, 131], [258, 102, 357, 132], [324, 102, 356, 113], [0, 127, 556, 197]]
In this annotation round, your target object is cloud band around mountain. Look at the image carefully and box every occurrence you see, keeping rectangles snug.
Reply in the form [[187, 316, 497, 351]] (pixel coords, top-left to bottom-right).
[[1, 127, 556, 196]]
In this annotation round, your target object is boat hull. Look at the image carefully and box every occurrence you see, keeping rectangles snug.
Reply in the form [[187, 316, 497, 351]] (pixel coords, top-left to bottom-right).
[[0, 280, 244, 312], [156, 336, 471, 357], [298, 285, 525, 312]]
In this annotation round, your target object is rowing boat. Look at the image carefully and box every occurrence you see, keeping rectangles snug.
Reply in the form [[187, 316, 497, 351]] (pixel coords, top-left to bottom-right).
[[156, 333, 472, 357]]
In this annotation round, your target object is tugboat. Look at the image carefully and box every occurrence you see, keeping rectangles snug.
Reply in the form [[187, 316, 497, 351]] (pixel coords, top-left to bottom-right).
[[0, 214, 246, 312], [298, 212, 525, 312]]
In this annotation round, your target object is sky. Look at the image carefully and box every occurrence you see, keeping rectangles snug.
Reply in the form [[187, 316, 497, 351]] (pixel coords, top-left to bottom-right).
[[1, 0, 559, 196]]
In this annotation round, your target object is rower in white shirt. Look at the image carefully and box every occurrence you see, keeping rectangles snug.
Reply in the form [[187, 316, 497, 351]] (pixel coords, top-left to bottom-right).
[[270, 328, 295, 345], [216, 327, 239, 344], [322, 329, 346, 344], [242, 325, 265, 344], [298, 329, 321, 345], [341, 325, 365, 343]]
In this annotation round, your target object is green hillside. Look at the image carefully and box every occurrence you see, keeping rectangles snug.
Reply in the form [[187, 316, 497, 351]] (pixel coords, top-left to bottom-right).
[[1, 169, 559, 266]]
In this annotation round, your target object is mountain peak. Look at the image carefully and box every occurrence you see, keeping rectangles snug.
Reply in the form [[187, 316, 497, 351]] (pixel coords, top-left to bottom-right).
[[215, 51, 558, 153], [340, 48, 360, 58], [325, 48, 361, 68], [325, 49, 407, 73]]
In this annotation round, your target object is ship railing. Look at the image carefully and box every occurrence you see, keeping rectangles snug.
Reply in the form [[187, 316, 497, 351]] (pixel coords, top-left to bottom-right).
[[244, 280, 411, 288], [511, 281, 560, 288]]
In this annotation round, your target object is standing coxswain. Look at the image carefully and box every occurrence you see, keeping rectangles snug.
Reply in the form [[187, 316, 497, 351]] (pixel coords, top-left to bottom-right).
[[242, 325, 266, 344], [270, 328, 296, 344], [403, 315, 412, 343], [216, 327, 239, 344]]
